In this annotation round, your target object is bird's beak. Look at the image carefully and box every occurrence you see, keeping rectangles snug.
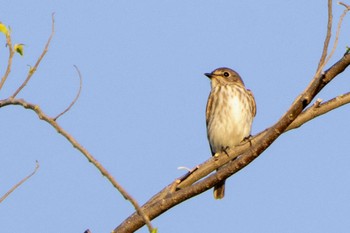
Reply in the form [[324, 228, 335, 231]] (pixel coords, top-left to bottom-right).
[[204, 73, 212, 78]]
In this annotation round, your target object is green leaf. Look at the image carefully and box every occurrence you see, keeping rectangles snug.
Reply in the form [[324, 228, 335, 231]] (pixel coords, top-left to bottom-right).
[[0, 22, 8, 36], [14, 44, 24, 56], [151, 228, 158, 233], [346, 46, 350, 55]]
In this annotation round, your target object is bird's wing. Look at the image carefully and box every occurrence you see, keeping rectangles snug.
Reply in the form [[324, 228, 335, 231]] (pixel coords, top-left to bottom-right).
[[247, 89, 257, 117]]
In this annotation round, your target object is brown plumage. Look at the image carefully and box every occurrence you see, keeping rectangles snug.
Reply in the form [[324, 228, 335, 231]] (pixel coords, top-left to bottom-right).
[[205, 67, 256, 199]]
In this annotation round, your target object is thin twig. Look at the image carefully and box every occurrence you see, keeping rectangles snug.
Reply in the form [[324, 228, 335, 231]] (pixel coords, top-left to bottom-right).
[[0, 161, 39, 203], [315, 2, 350, 76], [53, 65, 83, 121], [306, 0, 348, 106], [316, 0, 333, 73], [338, 2, 350, 10], [323, 2, 350, 67], [11, 13, 55, 98], [0, 27, 15, 90], [316, 1, 350, 77], [0, 98, 155, 232]]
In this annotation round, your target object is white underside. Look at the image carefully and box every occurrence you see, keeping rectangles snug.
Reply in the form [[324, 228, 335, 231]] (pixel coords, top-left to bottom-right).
[[208, 89, 253, 153]]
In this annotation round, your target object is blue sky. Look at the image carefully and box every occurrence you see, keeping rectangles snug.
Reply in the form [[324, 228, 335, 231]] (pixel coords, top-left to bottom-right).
[[1, 1, 350, 232]]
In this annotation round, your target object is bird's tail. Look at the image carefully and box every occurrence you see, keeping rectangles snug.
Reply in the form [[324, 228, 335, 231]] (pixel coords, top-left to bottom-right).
[[213, 180, 225, 199]]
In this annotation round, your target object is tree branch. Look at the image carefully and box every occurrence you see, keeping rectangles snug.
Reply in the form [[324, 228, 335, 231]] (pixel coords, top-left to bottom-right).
[[316, 0, 332, 73], [114, 52, 350, 233], [115, 1, 350, 228], [0, 24, 15, 90], [113, 32, 350, 233], [0, 14, 155, 232], [286, 92, 350, 131], [0, 161, 39, 203], [53, 65, 82, 120], [11, 13, 55, 98], [322, 1, 350, 69], [0, 97, 155, 232]]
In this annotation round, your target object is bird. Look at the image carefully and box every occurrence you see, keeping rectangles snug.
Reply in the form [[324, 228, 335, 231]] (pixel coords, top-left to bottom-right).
[[205, 67, 256, 199]]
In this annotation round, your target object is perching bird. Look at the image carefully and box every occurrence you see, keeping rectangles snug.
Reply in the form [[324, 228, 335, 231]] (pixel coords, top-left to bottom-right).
[[205, 67, 256, 199]]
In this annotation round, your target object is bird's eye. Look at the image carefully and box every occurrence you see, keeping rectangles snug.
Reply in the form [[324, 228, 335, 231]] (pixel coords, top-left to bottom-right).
[[223, 72, 230, 77]]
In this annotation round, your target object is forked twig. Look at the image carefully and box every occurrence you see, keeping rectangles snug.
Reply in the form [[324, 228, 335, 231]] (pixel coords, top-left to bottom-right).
[[53, 65, 83, 120], [316, 1, 350, 76], [324, 2, 350, 64], [286, 92, 350, 131]]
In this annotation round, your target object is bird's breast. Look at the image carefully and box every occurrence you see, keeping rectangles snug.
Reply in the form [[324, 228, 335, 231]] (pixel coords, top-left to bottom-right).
[[207, 85, 253, 153]]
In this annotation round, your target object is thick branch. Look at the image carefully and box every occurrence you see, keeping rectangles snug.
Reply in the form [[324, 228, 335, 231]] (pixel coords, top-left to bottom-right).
[[114, 52, 350, 233], [286, 92, 350, 131]]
